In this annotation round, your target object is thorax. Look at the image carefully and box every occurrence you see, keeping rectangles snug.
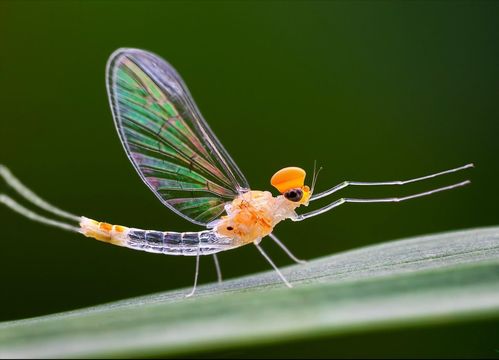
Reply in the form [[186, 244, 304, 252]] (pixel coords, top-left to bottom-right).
[[212, 190, 298, 245]]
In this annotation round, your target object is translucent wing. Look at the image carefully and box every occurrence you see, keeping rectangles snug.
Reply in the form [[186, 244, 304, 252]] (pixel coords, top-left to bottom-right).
[[106, 48, 249, 226]]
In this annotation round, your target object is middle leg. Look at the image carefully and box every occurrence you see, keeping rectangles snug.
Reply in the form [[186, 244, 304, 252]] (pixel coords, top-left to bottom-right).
[[254, 242, 293, 288], [268, 233, 307, 265]]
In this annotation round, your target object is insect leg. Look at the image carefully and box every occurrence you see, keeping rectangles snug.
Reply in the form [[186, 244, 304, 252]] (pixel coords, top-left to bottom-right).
[[310, 163, 473, 202], [212, 254, 223, 284], [0, 194, 80, 232], [295, 180, 470, 221], [254, 242, 293, 288], [0, 164, 80, 221], [185, 247, 201, 298], [269, 233, 307, 265]]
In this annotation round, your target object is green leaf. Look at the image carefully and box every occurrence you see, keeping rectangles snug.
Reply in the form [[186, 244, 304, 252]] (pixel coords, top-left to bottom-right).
[[1, 226, 499, 358]]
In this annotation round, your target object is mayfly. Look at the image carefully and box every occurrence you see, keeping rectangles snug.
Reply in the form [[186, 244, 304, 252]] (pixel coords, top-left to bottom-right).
[[0, 48, 473, 296]]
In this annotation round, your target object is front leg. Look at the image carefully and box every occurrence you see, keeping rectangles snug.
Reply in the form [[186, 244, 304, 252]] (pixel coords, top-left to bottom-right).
[[295, 180, 470, 221], [310, 163, 473, 202]]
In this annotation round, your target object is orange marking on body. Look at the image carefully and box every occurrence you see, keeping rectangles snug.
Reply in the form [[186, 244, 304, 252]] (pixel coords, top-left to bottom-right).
[[79, 217, 129, 246], [113, 225, 126, 233], [99, 222, 113, 231]]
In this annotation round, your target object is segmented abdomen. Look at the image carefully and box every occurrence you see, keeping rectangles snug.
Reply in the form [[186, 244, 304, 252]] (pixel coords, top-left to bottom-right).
[[79, 217, 235, 256]]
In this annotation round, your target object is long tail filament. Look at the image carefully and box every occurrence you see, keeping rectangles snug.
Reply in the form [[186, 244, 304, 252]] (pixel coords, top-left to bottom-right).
[[0, 164, 80, 232]]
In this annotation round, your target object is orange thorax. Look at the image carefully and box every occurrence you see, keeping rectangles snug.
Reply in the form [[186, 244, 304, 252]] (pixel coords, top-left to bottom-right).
[[215, 190, 298, 245]]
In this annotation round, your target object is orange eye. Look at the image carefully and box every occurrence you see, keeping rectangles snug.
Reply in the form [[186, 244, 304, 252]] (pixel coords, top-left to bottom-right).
[[271, 167, 306, 194]]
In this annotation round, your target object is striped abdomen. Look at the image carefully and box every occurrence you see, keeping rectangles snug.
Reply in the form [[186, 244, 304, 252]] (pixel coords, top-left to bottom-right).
[[79, 217, 235, 256]]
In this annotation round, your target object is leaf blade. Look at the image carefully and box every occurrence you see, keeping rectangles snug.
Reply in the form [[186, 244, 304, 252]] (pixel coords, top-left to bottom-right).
[[1, 226, 499, 358]]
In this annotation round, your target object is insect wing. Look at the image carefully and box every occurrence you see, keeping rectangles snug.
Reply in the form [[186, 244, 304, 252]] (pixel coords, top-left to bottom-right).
[[106, 48, 249, 226]]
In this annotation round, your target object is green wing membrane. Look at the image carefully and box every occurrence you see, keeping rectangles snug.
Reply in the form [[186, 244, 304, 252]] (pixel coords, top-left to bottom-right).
[[106, 48, 249, 226]]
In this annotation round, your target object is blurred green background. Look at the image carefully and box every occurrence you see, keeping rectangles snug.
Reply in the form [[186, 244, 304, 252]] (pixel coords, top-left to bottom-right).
[[1, 1, 498, 357]]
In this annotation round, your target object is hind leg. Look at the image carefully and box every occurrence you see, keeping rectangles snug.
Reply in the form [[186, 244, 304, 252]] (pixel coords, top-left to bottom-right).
[[212, 254, 222, 283], [185, 249, 201, 298]]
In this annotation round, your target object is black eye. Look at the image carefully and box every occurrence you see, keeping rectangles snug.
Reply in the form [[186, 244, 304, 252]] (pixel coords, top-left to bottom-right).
[[226, 226, 234, 231], [284, 188, 303, 202]]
